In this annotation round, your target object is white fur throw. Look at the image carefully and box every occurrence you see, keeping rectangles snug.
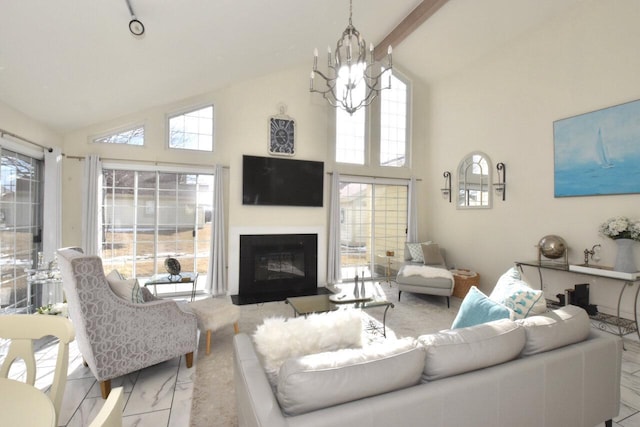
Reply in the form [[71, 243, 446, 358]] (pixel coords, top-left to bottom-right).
[[400, 265, 453, 280], [253, 309, 363, 385]]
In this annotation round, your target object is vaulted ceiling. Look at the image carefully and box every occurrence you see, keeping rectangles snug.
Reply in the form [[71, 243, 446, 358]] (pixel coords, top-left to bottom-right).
[[0, 0, 583, 132]]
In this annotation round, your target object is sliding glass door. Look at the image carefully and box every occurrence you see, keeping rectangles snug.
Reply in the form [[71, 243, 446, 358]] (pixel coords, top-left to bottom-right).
[[339, 178, 408, 282], [0, 148, 43, 312], [101, 169, 214, 296]]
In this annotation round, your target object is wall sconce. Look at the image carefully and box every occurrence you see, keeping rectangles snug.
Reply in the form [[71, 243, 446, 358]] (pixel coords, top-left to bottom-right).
[[441, 171, 452, 203], [494, 162, 506, 201]]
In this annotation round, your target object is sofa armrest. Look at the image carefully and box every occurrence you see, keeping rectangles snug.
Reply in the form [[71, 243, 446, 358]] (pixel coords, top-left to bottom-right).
[[234, 333, 287, 427]]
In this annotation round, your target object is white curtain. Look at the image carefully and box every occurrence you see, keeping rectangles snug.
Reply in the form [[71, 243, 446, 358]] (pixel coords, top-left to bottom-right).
[[207, 164, 227, 295], [81, 155, 102, 255], [327, 172, 342, 284], [43, 148, 63, 263], [407, 176, 418, 243]]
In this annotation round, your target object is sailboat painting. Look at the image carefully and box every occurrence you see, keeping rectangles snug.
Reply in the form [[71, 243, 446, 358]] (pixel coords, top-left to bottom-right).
[[554, 98, 640, 197]]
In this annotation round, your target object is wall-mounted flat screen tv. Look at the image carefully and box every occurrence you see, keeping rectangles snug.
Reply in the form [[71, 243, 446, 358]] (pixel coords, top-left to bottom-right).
[[242, 155, 324, 207]]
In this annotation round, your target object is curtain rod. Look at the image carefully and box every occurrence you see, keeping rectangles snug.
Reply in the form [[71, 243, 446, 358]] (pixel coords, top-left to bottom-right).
[[327, 171, 422, 181], [0, 128, 54, 152], [64, 154, 229, 169]]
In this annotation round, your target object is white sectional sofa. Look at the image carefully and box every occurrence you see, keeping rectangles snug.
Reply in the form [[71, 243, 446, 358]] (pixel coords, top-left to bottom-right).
[[233, 305, 622, 427]]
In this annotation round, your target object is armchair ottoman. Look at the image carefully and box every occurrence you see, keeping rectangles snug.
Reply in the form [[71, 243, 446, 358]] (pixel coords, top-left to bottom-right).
[[188, 297, 240, 355]]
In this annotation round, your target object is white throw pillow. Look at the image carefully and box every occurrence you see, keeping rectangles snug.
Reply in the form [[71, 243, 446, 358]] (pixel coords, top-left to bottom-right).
[[105, 269, 145, 304], [489, 267, 546, 319], [253, 309, 363, 386]]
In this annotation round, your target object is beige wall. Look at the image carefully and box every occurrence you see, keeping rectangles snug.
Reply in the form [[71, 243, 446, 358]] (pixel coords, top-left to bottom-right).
[[0, 100, 62, 147], [60, 63, 429, 290], [13, 0, 636, 314], [424, 1, 640, 317]]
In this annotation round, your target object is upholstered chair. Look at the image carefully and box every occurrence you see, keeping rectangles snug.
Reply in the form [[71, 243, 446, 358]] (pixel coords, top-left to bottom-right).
[[57, 248, 197, 398]]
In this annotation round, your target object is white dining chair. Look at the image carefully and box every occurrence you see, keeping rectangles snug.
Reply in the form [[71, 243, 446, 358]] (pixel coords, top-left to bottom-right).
[[89, 386, 124, 427], [0, 314, 75, 426]]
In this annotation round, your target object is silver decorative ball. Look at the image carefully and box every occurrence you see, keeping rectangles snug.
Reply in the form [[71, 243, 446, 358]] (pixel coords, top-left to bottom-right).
[[538, 235, 567, 259], [164, 257, 181, 276]]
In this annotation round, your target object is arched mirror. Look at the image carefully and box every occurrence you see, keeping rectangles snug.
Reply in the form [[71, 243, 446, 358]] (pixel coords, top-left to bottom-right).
[[457, 152, 492, 209]]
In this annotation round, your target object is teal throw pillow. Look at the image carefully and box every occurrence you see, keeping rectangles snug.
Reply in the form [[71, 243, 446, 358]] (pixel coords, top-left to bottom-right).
[[451, 286, 511, 329]]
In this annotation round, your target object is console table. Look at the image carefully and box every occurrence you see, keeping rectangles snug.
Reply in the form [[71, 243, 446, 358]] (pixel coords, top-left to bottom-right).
[[515, 261, 640, 341], [144, 272, 199, 301]]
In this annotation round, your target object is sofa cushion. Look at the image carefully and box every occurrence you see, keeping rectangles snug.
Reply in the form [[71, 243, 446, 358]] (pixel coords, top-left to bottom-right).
[[253, 309, 363, 385], [105, 270, 145, 304], [418, 318, 525, 381], [451, 286, 512, 329], [276, 337, 424, 416], [421, 243, 445, 266], [516, 305, 591, 356], [489, 267, 546, 319]]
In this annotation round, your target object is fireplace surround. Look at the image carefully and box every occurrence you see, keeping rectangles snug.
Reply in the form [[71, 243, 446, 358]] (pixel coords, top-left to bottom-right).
[[234, 233, 323, 304]]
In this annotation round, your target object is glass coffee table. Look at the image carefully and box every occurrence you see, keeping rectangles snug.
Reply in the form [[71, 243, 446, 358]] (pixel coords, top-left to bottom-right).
[[285, 284, 394, 337], [144, 272, 199, 301]]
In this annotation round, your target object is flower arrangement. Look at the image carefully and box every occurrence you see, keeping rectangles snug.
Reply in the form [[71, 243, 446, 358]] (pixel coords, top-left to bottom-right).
[[599, 216, 640, 242]]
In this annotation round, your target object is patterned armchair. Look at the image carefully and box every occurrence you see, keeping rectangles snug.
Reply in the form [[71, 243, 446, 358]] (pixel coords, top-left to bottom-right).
[[57, 248, 197, 398]]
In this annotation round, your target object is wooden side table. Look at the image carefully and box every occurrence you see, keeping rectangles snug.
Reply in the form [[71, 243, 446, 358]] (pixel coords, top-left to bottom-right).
[[451, 269, 479, 299]]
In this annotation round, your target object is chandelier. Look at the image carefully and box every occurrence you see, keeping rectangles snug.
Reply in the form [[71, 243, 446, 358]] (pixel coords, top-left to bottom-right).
[[309, 0, 392, 115]]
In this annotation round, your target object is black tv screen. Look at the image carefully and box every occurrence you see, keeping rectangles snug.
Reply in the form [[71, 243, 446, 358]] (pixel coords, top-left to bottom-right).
[[242, 155, 324, 207]]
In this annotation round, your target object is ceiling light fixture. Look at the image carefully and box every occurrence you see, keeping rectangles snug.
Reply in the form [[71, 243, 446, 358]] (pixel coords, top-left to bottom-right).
[[309, 0, 392, 115], [125, 0, 145, 36]]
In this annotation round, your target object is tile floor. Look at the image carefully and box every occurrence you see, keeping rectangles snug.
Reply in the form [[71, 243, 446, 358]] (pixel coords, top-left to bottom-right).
[[4, 334, 195, 427], [6, 323, 640, 426]]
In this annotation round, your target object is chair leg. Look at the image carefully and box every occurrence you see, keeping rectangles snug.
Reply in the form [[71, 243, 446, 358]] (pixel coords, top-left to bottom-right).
[[446, 296, 450, 308], [100, 380, 111, 399], [398, 291, 402, 301], [234, 322, 240, 334], [605, 420, 612, 427], [206, 330, 212, 355], [185, 352, 194, 368]]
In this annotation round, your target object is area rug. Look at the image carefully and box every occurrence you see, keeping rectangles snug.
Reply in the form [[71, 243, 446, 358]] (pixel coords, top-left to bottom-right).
[[189, 284, 460, 427]]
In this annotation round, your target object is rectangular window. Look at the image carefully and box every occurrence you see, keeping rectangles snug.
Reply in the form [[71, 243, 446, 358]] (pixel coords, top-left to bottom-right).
[[0, 148, 43, 313], [93, 126, 144, 146], [101, 168, 214, 296], [335, 75, 366, 164], [380, 73, 408, 167], [339, 179, 407, 281], [168, 105, 214, 151], [336, 107, 366, 164]]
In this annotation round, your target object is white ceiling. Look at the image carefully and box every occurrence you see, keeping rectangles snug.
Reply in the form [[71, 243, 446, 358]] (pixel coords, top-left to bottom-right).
[[0, 0, 584, 133]]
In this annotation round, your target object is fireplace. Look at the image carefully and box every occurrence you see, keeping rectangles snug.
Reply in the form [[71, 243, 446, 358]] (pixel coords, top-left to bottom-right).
[[236, 233, 320, 304]]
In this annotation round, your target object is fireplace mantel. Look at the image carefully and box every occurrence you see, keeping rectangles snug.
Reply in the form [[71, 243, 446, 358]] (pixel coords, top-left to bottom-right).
[[228, 226, 326, 295]]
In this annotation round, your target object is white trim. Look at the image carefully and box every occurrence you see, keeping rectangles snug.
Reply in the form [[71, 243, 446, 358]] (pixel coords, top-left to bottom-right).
[[102, 161, 215, 175], [0, 136, 45, 159], [339, 174, 410, 186]]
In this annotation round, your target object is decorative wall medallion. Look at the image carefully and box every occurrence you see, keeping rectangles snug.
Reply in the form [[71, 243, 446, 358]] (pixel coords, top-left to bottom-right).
[[269, 117, 295, 156], [268, 104, 295, 156]]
